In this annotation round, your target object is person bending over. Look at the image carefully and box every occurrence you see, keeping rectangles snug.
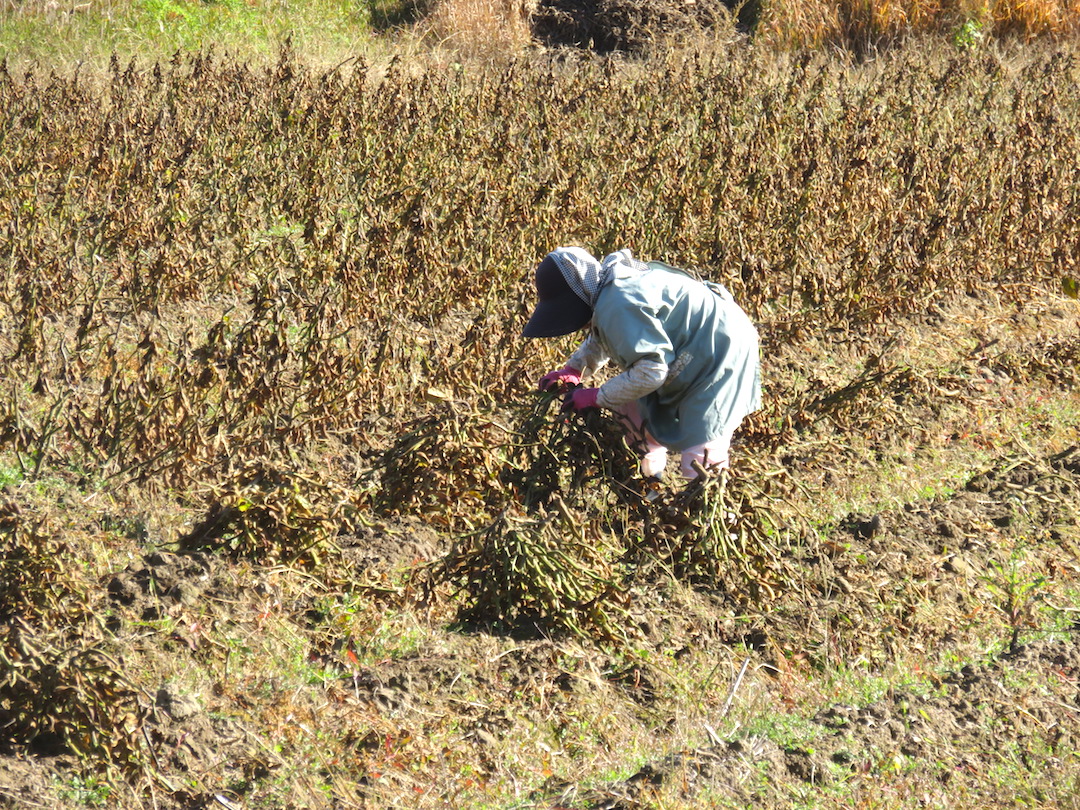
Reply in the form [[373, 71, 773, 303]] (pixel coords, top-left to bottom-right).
[[523, 247, 761, 479]]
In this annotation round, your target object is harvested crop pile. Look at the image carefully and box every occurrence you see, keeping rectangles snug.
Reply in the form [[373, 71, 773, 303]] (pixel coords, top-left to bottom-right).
[[531, 0, 738, 51]]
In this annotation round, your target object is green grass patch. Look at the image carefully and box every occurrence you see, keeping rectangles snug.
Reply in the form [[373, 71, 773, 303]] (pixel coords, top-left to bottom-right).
[[0, 0, 378, 72]]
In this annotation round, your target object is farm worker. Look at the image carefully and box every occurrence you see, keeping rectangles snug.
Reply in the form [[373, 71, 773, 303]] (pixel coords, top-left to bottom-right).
[[523, 247, 761, 480]]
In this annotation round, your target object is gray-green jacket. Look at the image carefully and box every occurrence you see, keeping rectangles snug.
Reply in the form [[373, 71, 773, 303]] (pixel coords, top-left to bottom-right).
[[570, 259, 761, 451]]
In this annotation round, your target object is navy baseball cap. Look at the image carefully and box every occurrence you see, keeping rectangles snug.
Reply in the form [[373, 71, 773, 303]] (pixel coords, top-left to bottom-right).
[[522, 255, 593, 338]]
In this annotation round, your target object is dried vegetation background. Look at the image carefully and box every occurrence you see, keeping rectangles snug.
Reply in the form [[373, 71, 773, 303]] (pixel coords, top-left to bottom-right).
[[2, 29, 1080, 810]]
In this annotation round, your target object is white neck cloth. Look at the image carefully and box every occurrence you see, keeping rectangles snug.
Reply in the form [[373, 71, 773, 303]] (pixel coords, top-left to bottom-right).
[[548, 247, 648, 307]]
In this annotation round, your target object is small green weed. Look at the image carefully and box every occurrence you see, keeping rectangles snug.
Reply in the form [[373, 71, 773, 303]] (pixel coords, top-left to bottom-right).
[[54, 773, 112, 806], [739, 712, 824, 751], [953, 18, 985, 50], [982, 548, 1048, 653], [0, 460, 23, 488]]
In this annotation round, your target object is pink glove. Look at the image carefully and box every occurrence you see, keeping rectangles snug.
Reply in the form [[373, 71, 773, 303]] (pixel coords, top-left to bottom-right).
[[538, 365, 582, 393], [561, 387, 600, 413]]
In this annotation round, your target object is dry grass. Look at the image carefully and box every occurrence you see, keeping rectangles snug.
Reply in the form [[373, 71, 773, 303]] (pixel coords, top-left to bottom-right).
[[419, 0, 535, 58], [758, 0, 1080, 49], [2, 0, 1078, 69]]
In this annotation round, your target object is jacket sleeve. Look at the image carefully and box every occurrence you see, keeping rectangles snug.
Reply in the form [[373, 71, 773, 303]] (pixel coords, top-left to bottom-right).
[[567, 335, 610, 377], [596, 358, 669, 408]]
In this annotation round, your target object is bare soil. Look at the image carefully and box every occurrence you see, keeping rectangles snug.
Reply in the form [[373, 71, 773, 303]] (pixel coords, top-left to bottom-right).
[[4, 439, 1079, 809]]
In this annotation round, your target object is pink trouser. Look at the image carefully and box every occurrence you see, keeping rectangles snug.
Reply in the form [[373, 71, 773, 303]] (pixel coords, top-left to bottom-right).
[[613, 400, 731, 479]]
